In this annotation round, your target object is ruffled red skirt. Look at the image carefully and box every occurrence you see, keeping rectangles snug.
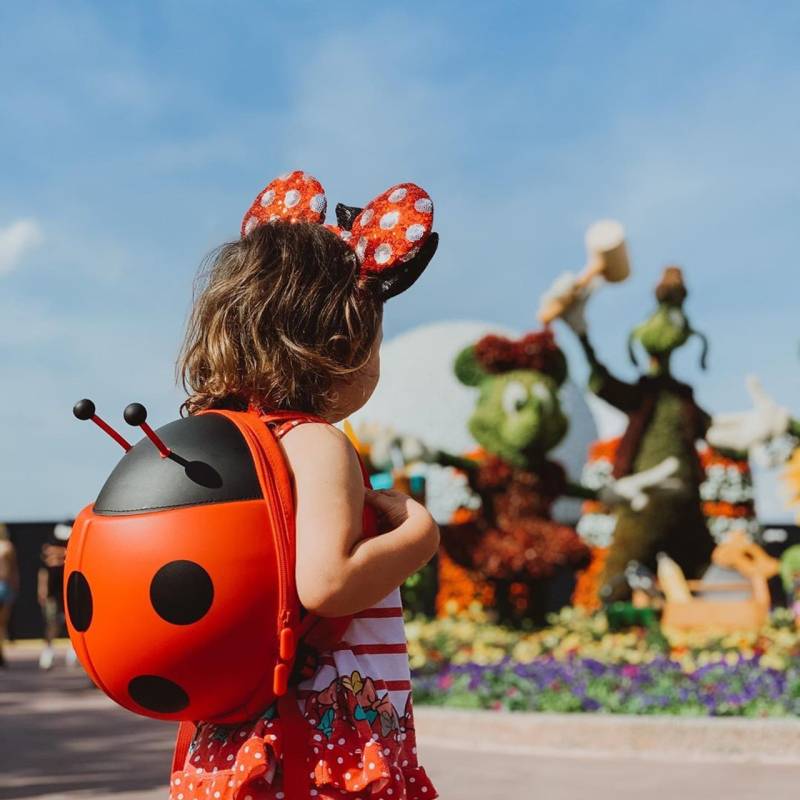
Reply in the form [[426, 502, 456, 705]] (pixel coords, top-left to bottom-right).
[[169, 676, 436, 800]]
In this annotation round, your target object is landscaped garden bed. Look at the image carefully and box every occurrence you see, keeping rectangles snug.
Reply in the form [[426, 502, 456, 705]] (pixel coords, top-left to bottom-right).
[[407, 607, 800, 717]]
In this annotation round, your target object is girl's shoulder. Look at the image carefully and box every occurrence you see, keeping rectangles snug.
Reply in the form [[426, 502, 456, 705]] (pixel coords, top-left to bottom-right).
[[280, 422, 362, 487]]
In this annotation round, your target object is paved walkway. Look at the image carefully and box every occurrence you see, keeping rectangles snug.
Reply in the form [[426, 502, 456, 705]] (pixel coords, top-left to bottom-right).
[[2, 644, 798, 799]]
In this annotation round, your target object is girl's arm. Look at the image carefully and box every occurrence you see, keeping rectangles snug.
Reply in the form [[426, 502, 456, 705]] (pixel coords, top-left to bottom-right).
[[283, 423, 440, 617]]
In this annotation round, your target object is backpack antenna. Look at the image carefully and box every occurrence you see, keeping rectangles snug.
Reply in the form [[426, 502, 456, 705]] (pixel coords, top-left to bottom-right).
[[73, 399, 132, 452], [123, 403, 171, 458]]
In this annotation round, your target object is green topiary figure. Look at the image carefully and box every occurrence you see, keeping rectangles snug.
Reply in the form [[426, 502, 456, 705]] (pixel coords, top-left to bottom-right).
[[439, 329, 676, 623], [550, 266, 716, 602], [780, 545, 800, 619]]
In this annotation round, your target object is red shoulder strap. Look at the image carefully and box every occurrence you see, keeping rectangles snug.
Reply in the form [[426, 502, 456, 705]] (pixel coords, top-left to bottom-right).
[[171, 720, 195, 778], [254, 408, 327, 440]]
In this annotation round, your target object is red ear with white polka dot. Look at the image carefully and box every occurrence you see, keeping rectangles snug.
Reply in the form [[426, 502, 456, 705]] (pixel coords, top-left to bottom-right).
[[349, 184, 434, 274], [241, 171, 327, 238]]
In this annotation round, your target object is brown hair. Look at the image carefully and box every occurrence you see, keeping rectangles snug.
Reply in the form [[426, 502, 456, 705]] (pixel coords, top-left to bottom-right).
[[178, 222, 383, 416]]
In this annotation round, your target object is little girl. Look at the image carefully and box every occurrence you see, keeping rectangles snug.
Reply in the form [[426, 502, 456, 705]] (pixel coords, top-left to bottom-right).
[[171, 173, 440, 800]]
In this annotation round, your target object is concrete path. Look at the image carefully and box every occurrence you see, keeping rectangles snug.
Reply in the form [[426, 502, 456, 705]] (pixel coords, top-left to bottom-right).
[[2, 643, 798, 799]]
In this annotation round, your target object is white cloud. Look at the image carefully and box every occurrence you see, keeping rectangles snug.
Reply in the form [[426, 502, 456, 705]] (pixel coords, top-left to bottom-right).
[[0, 219, 43, 275]]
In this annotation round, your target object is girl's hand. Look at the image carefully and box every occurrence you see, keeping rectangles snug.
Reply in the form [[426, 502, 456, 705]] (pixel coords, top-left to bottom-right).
[[365, 488, 432, 533]]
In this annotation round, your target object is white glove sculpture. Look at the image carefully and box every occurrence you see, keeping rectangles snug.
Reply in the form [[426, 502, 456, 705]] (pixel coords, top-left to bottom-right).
[[706, 376, 790, 453], [538, 271, 597, 335], [600, 455, 682, 512]]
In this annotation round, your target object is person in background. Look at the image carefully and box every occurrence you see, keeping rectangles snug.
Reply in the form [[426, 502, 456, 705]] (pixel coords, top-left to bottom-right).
[[0, 524, 20, 667], [37, 521, 76, 670]]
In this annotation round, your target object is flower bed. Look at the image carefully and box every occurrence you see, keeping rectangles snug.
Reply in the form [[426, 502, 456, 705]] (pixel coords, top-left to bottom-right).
[[407, 607, 800, 717]]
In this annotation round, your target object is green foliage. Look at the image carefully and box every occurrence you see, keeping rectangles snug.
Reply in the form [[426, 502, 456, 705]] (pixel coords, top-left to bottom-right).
[[780, 545, 800, 594], [453, 345, 486, 387], [631, 304, 691, 358], [401, 561, 439, 617], [457, 362, 569, 468]]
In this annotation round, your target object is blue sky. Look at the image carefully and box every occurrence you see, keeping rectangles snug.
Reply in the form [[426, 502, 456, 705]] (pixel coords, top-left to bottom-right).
[[2, 1, 799, 519]]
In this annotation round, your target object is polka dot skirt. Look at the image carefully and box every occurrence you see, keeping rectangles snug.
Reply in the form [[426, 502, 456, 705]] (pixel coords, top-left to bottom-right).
[[169, 675, 436, 800]]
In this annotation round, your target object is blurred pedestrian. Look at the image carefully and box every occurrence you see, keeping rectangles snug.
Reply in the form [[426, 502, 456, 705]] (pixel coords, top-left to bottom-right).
[[0, 524, 20, 667], [37, 521, 75, 670]]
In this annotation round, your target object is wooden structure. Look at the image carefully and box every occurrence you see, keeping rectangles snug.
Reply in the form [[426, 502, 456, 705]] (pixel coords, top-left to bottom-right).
[[659, 531, 779, 632]]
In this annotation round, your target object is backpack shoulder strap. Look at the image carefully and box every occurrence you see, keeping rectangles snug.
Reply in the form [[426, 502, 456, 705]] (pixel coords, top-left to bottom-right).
[[171, 720, 195, 778], [258, 409, 328, 440]]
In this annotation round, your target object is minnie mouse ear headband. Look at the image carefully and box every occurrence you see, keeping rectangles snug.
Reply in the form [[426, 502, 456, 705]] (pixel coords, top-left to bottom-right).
[[241, 170, 438, 302]]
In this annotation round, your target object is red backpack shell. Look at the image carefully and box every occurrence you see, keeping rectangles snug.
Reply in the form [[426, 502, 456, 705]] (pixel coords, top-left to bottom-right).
[[65, 403, 346, 725]]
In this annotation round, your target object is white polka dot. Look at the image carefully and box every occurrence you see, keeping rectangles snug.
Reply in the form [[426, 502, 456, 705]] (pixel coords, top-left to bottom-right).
[[177, 795, 183, 800], [284, 189, 301, 208], [355, 237, 367, 261], [269, 213, 279, 222], [254, 752, 262, 759], [174, 779, 181, 785], [243, 216, 259, 235], [380, 211, 400, 230], [276, 794, 285, 799], [388, 187, 407, 203], [214, 793, 221, 798], [245, 796, 253, 800], [360, 208, 374, 225], [383, 748, 390, 755], [405, 223, 425, 242], [388, 790, 394, 796], [310, 193, 326, 213], [313, 734, 322, 742], [337, 757, 344, 764], [326, 743, 334, 750], [369, 762, 376, 770], [414, 197, 432, 213], [227, 780, 234, 787], [310, 792, 318, 797], [338, 229, 352, 241], [338, 737, 346, 745], [345, 772, 352, 780], [260, 189, 275, 207], [226, 754, 234, 762], [374, 243, 393, 264]]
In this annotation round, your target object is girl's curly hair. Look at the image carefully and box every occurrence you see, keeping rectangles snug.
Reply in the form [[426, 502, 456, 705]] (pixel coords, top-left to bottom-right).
[[178, 221, 382, 416]]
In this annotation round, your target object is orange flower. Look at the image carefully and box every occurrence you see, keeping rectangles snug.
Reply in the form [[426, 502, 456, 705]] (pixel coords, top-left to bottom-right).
[[587, 437, 621, 463], [572, 547, 609, 611]]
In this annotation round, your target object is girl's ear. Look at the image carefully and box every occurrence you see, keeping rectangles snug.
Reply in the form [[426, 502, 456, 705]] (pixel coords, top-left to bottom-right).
[[454, 345, 487, 386]]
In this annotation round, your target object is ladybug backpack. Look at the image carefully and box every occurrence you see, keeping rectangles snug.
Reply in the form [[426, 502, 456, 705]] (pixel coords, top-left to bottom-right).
[[65, 401, 354, 793]]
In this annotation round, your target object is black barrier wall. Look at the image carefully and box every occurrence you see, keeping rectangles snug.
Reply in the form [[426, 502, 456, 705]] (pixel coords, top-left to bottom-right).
[[7, 522, 64, 640]]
